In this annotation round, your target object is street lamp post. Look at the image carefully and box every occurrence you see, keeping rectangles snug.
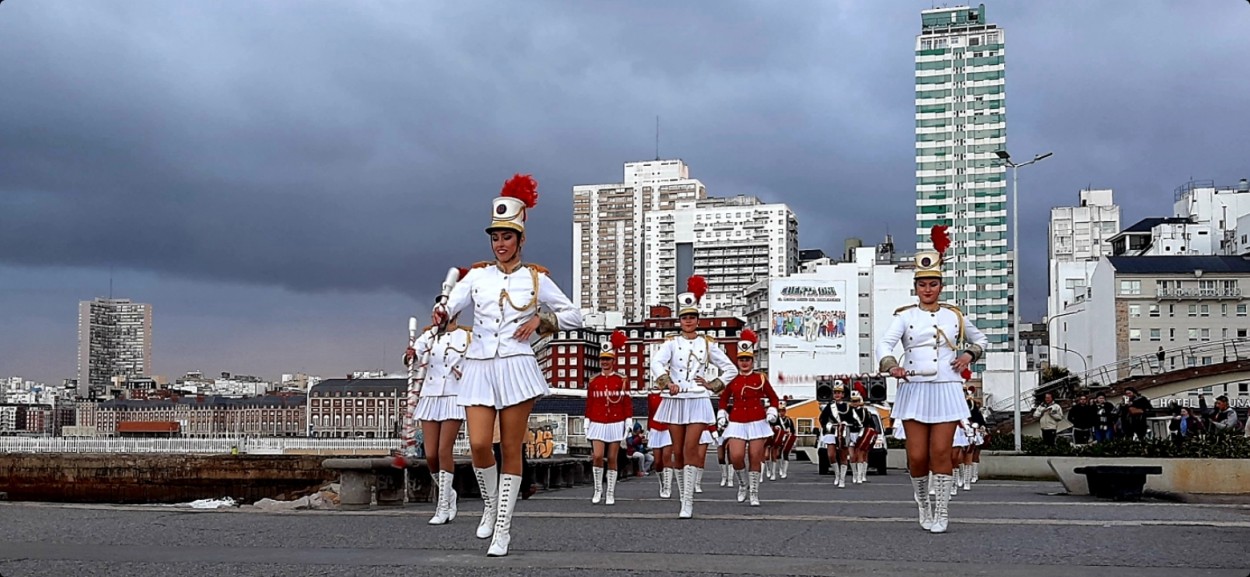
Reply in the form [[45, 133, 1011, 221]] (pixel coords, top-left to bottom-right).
[[1045, 309, 1089, 374], [995, 149, 1053, 452]]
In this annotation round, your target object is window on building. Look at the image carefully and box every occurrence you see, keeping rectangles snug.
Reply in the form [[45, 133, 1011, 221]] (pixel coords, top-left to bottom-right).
[[1238, 329, 1248, 338], [1149, 328, 1161, 341], [1119, 280, 1141, 295], [1188, 304, 1198, 317], [1238, 304, 1248, 317], [1188, 328, 1199, 342], [1128, 305, 1141, 318], [1200, 304, 1210, 317], [1202, 356, 1213, 366], [1129, 329, 1141, 342], [1148, 304, 1160, 317], [1201, 328, 1210, 341]]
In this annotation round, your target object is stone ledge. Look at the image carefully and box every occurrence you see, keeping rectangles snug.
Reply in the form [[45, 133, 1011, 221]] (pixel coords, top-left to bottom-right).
[[1049, 457, 1250, 496]]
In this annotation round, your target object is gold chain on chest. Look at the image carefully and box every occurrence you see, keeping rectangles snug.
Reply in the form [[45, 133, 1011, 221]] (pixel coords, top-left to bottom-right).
[[497, 267, 538, 313]]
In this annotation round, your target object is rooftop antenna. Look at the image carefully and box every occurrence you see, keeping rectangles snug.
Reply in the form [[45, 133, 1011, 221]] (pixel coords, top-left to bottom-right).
[[109, 266, 114, 299], [655, 115, 660, 161]]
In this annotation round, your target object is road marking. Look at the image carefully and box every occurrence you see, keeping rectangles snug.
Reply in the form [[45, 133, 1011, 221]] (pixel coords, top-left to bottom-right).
[[533, 495, 1250, 509], [509, 510, 1250, 528]]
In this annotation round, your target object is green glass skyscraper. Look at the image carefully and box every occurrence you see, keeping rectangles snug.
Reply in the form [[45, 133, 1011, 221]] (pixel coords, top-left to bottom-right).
[[915, 4, 1009, 349]]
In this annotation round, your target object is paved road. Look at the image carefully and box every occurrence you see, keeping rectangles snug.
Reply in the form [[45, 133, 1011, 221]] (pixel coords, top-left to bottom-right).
[[1, 459, 1248, 577]]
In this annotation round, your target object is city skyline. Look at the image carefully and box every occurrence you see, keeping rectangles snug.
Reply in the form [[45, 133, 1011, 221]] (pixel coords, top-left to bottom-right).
[[2, 2, 1249, 385]]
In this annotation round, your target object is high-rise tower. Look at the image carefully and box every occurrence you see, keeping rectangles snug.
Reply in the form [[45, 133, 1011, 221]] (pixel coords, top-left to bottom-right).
[[915, 4, 1009, 348]]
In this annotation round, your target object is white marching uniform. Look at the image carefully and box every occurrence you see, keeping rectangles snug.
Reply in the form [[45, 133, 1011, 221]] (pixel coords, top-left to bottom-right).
[[412, 326, 471, 422], [877, 304, 988, 424], [445, 263, 582, 409], [651, 335, 738, 425]]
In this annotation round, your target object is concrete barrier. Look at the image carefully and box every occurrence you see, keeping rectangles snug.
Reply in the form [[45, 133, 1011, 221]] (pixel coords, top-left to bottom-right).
[[1048, 457, 1250, 496], [885, 450, 1058, 481]]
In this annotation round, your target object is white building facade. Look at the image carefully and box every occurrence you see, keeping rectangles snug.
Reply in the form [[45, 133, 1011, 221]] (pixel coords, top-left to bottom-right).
[[761, 245, 915, 401], [915, 5, 1010, 351], [77, 298, 153, 399], [1054, 255, 1250, 404], [643, 195, 798, 315], [572, 160, 706, 321]]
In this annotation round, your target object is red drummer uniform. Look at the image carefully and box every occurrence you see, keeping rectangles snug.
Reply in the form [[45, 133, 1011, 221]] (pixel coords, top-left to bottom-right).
[[586, 373, 630, 424], [647, 393, 669, 432], [719, 373, 780, 423]]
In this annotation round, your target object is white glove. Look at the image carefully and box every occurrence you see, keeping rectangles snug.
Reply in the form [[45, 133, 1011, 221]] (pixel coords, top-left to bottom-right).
[[766, 407, 778, 424], [583, 417, 590, 432], [825, 422, 834, 433], [716, 410, 729, 429]]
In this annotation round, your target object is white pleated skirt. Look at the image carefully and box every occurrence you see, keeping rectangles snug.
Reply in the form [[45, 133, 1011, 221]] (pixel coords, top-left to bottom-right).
[[892, 425, 907, 440], [699, 430, 714, 445], [456, 356, 548, 409], [724, 420, 773, 441], [654, 397, 714, 425], [648, 429, 672, 449], [953, 427, 970, 447], [414, 395, 465, 422], [891, 381, 968, 424], [848, 432, 862, 448], [587, 420, 628, 443]]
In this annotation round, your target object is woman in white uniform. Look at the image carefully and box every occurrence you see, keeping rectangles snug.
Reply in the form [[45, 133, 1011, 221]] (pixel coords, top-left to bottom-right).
[[876, 226, 988, 534], [404, 313, 471, 526], [434, 174, 582, 556], [650, 275, 738, 519]]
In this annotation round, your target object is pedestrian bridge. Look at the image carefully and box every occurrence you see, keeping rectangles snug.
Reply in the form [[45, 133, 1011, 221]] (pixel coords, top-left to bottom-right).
[[994, 338, 1250, 435]]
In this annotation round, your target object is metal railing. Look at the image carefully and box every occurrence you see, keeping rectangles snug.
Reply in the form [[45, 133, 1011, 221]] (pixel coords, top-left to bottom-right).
[[994, 338, 1250, 413]]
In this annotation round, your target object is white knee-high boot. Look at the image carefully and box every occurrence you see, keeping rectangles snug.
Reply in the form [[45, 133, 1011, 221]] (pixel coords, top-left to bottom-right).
[[604, 469, 618, 505], [591, 466, 604, 504], [780, 459, 790, 479], [486, 474, 521, 556], [679, 465, 696, 519], [694, 467, 704, 494], [473, 466, 498, 539], [660, 468, 672, 498], [930, 474, 953, 533], [748, 471, 761, 506], [735, 468, 747, 502], [911, 475, 933, 530], [429, 469, 457, 525]]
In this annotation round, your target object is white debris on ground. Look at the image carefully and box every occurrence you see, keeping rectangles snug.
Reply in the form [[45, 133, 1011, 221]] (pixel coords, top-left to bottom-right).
[[248, 483, 340, 512], [186, 497, 238, 509]]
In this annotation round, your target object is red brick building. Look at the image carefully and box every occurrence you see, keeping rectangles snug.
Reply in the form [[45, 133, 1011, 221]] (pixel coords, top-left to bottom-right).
[[541, 305, 745, 391]]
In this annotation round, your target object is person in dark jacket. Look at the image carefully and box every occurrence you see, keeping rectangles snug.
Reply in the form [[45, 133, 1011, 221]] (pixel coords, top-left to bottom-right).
[[1067, 395, 1098, 445], [1120, 388, 1152, 441], [1093, 393, 1118, 443]]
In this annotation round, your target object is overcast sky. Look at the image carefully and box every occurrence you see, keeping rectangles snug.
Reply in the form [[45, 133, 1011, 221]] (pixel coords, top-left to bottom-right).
[[2, 1, 1248, 386]]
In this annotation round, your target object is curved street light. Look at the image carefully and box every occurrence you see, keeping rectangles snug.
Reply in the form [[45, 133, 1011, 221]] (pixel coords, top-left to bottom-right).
[[996, 149, 1054, 452]]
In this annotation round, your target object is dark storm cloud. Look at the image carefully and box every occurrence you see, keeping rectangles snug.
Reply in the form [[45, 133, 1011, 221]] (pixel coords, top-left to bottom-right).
[[2, 1, 1249, 383]]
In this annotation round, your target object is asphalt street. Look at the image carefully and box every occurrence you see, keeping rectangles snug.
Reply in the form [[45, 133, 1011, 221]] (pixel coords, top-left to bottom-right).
[[1, 458, 1248, 577]]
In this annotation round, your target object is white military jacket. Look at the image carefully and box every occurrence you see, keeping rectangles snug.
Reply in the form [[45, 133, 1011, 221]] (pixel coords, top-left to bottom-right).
[[650, 334, 738, 399], [444, 263, 582, 360], [876, 303, 988, 383], [411, 326, 470, 397]]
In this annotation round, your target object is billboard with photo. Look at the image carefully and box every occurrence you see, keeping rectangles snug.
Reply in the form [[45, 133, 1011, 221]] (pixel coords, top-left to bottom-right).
[[769, 280, 848, 354], [525, 413, 569, 457], [768, 278, 857, 398]]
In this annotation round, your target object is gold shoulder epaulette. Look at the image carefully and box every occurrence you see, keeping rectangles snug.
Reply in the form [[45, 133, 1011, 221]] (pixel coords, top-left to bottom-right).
[[525, 263, 550, 275], [471, 261, 492, 269], [665, 335, 677, 341], [894, 304, 917, 315], [939, 303, 963, 314], [420, 324, 436, 333]]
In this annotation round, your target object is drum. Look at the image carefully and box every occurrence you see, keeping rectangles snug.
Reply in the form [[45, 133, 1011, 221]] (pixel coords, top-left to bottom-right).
[[855, 427, 878, 452]]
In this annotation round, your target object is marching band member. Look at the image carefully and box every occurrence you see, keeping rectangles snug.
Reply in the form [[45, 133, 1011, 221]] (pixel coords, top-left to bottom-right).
[[647, 392, 674, 498], [876, 225, 988, 534], [818, 382, 856, 488], [716, 419, 732, 487], [651, 276, 738, 519], [963, 386, 987, 486], [585, 331, 630, 505], [717, 329, 778, 506], [773, 401, 797, 479], [717, 397, 735, 488], [403, 308, 471, 526], [435, 174, 583, 556], [847, 391, 873, 484], [694, 421, 714, 494]]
